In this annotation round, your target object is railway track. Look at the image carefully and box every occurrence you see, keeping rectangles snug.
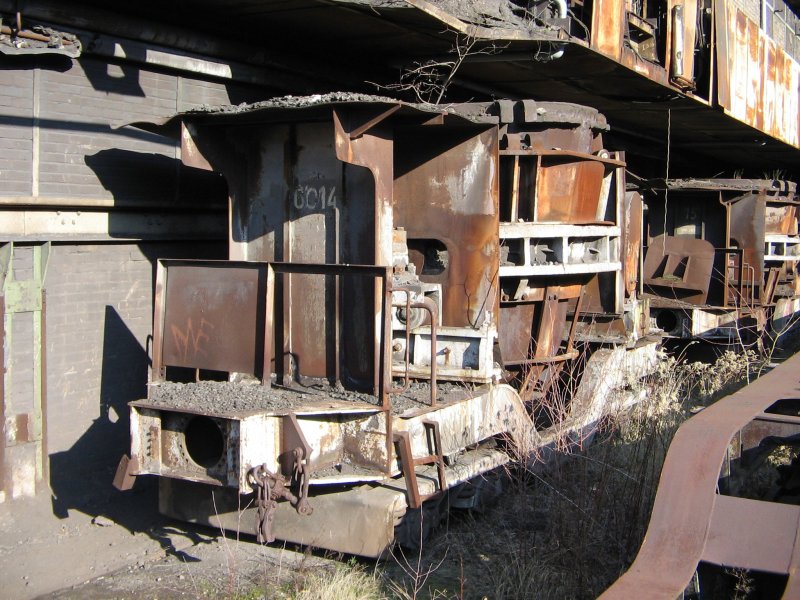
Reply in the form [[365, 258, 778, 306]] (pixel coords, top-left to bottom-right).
[[601, 349, 800, 599]]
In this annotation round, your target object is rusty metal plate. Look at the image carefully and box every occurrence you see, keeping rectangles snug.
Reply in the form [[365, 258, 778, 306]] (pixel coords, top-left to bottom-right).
[[727, 192, 765, 295], [623, 191, 643, 299], [719, 0, 800, 148], [535, 159, 606, 223], [499, 303, 535, 364], [159, 261, 270, 376], [642, 234, 715, 304], [394, 126, 499, 328], [591, 0, 624, 59]]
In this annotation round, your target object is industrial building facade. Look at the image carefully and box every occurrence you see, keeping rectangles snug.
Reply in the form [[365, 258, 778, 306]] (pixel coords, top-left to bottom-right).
[[1, 42, 269, 501]]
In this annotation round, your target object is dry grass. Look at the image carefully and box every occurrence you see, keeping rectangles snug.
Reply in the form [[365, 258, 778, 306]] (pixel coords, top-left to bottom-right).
[[288, 565, 387, 600], [223, 349, 759, 600], [378, 349, 756, 599]]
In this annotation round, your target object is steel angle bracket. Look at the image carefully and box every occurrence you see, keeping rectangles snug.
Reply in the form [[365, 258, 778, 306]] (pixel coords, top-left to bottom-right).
[[112, 454, 140, 491]]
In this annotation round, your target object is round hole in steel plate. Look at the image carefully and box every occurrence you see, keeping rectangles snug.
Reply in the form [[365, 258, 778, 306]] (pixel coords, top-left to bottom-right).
[[655, 310, 679, 333], [184, 416, 225, 468]]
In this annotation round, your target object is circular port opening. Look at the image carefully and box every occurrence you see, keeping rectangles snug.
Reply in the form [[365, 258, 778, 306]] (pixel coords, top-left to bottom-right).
[[655, 310, 679, 333], [184, 416, 225, 468]]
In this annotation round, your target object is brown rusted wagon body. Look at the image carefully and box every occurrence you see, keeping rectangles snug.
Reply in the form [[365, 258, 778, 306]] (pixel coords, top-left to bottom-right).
[[642, 179, 800, 342], [113, 95, 658, 555]]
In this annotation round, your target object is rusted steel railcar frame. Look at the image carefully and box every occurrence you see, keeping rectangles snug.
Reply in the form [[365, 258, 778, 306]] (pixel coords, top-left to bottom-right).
[[151, 259, 396, 475], [272, 262, 395, 478], [151, 260, 276, 385], [601, 351, 800, 599]]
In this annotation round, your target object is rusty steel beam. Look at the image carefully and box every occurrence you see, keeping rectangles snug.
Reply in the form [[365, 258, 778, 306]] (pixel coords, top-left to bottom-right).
[[600, 350, 800, 599]]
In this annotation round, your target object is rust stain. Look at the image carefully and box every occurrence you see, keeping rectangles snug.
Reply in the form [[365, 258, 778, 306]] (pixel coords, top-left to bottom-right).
[[591, 0, 625, 59], [721, 3, 798, 147]]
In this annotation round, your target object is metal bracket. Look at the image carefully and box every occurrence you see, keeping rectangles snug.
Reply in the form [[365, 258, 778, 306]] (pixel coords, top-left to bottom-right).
[[393, 420, 447, 510], [280, 412, 313, 516], [112, 454, 139, 491]]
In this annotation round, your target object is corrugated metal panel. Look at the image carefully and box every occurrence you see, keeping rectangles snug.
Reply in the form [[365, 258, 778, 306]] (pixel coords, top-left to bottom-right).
[[718, 0, 800, 148]]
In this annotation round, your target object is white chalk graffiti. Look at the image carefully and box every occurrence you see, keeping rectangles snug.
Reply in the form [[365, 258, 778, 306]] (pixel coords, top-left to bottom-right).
[[293, 185, 336, 211]]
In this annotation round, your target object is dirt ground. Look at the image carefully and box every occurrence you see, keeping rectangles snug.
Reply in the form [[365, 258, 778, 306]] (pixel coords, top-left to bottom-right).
[[0, 469, 333, 600], [5, 334, 799, 600]]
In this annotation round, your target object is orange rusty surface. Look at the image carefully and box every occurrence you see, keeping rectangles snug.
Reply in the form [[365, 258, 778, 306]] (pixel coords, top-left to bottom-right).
[[718, 0, 800, 148], [775, 46, 785, 136], [535, 159, 606, 223], [763, 39, 776, 136], [623, 191, 643, 299], [748, 18, 762, 132], [619, 46, 671, 84], [393, 127, 500, 329], [591, 0, 625, 59]]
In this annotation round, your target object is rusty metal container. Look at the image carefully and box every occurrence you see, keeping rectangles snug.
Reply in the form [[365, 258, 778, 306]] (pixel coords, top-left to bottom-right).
[[114, 95, 656, 556]]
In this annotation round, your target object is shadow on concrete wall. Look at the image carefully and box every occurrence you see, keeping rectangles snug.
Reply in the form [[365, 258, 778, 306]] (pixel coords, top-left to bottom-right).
[[50, 306, 147, 519], [48, 305, 212, 559], [84, 148, 228, 211]]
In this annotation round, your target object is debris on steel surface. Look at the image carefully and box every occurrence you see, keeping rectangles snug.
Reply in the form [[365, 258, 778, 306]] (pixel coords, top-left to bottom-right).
[[0, 11, 81, 57], [601, 350, 800, 599]]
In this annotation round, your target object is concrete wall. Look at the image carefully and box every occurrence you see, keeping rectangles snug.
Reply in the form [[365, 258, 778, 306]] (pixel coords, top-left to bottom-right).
[[43, 241, 226, 514], [0, 50, 267, 503], [0, 56, 259, 209]]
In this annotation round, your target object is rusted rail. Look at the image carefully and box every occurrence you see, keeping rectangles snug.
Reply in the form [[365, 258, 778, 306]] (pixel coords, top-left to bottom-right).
[[601, 350, 800, 599]]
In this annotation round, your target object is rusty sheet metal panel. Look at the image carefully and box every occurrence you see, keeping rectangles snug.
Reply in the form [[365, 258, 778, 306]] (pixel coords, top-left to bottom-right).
[[600, 350, 800, 599], [393, 126, 499, 329], [643, 235, 715, 304], [332, 108, 396, 385], [155, 260, 272, 379], [534, 158, 606, 223], [188, 117, 379, 381], [498, 303, 535, 363], [727, 192, 765, 297], [623, 191, 643, 299], [764, 38, 777, 136], [717, 0, 800, 148], [591, 0, 625, 59]]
